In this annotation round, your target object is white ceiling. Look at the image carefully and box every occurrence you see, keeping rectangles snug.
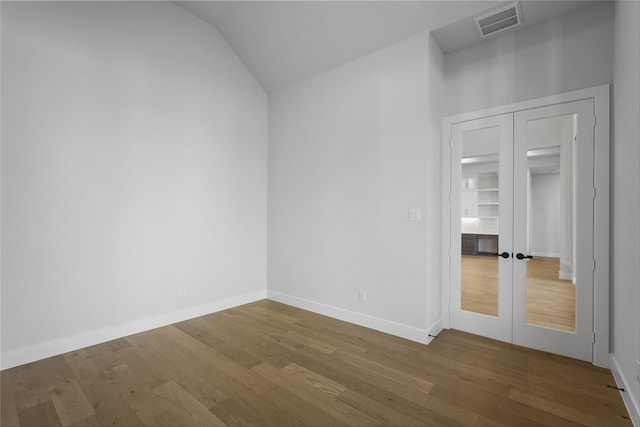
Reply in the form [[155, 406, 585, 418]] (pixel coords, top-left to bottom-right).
[[431, 0, 599, 53], [175, 1, 600, 94]]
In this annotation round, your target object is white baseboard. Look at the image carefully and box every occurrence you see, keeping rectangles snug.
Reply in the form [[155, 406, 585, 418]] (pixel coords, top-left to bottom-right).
[[610, 353, 640, 427], [558, 271, 574, 281], [267, 290, 439, 346], [0, 290, 266, 371]]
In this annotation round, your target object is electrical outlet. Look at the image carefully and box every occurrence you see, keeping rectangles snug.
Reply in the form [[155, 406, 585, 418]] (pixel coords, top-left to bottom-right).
[[358, 289, 367, 302], [179, 286, 187, 297]]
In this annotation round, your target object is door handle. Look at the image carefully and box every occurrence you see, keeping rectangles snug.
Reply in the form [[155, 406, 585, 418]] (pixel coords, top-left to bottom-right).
[[499, 252, 511, 258], [516, 253, 533, 260]]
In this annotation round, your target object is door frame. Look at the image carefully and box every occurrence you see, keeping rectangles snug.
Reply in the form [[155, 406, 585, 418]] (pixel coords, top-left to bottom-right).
[[441, 85, 610, 367]]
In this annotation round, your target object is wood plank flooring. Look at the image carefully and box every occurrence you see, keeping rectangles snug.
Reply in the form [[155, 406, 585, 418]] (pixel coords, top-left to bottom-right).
[[1, 300, 631, 426], [461, 255, 576, 331], [525, 256, 576, 332], [461, 254, 499, 316]]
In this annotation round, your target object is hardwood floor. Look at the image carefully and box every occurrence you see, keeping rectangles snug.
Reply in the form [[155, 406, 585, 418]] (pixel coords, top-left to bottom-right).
[[1, 300, 631, 426], [525, 256, 576, 332], [461, 254, 499, 316], [461, 255, 576, 331]]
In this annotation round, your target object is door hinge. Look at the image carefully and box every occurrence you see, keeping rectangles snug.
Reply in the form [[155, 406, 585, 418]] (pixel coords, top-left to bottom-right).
[[593, 259, 596, 271], [449, 193, 453, 202], [592, 332, 596, 344], [593, 187, 597, 199], [592, 115, 597, 127], [449, 136, 453, 147]]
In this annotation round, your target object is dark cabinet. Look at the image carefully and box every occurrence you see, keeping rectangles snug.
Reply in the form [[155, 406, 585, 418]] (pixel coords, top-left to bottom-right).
[[462, 234, 477, 254], [461, 234, 498, 255]]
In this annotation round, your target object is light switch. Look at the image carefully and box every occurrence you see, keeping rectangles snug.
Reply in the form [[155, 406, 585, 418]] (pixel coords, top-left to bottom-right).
[[408, 208, 421, 221]]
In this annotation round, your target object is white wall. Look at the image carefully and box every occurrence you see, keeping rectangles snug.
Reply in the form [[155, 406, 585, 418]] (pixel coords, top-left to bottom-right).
[[268, 33, 441, 342], [1, 1, 268, 368], [444, 2, 614, 116], [611, 0, 640, 424], [530, 172, 560, 257]]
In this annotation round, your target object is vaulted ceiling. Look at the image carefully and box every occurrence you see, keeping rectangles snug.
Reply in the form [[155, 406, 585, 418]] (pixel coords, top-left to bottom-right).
[[175, 1, 600, 93]]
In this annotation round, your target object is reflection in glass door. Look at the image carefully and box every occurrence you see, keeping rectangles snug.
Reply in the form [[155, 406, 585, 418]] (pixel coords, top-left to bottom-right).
[[523, 114, 577, 332], [450, 114, 513, 343], [460, 127, 500, 317]]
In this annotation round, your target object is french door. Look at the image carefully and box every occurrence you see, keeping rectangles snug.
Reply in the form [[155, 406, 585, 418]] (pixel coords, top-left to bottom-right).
[[449, 99, 595, 362]]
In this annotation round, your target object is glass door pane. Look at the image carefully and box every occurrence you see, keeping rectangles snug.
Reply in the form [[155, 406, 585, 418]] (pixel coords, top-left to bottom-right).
[[525, 114, 576, 332], [460, 127, 500, 317], [449, 114, 513, 344]]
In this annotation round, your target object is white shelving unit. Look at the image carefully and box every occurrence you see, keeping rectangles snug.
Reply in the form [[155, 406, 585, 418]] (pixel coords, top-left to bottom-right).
[[476, 173, 499, 218], [461, 177, 477, 217]]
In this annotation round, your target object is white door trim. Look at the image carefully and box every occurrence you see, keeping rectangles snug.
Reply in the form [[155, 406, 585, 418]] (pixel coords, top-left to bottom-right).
[[441, 84, 610, 367]]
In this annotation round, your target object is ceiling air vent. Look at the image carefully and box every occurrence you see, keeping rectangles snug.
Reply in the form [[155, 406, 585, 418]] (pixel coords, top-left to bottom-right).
[[475, 2, 522, 38]]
